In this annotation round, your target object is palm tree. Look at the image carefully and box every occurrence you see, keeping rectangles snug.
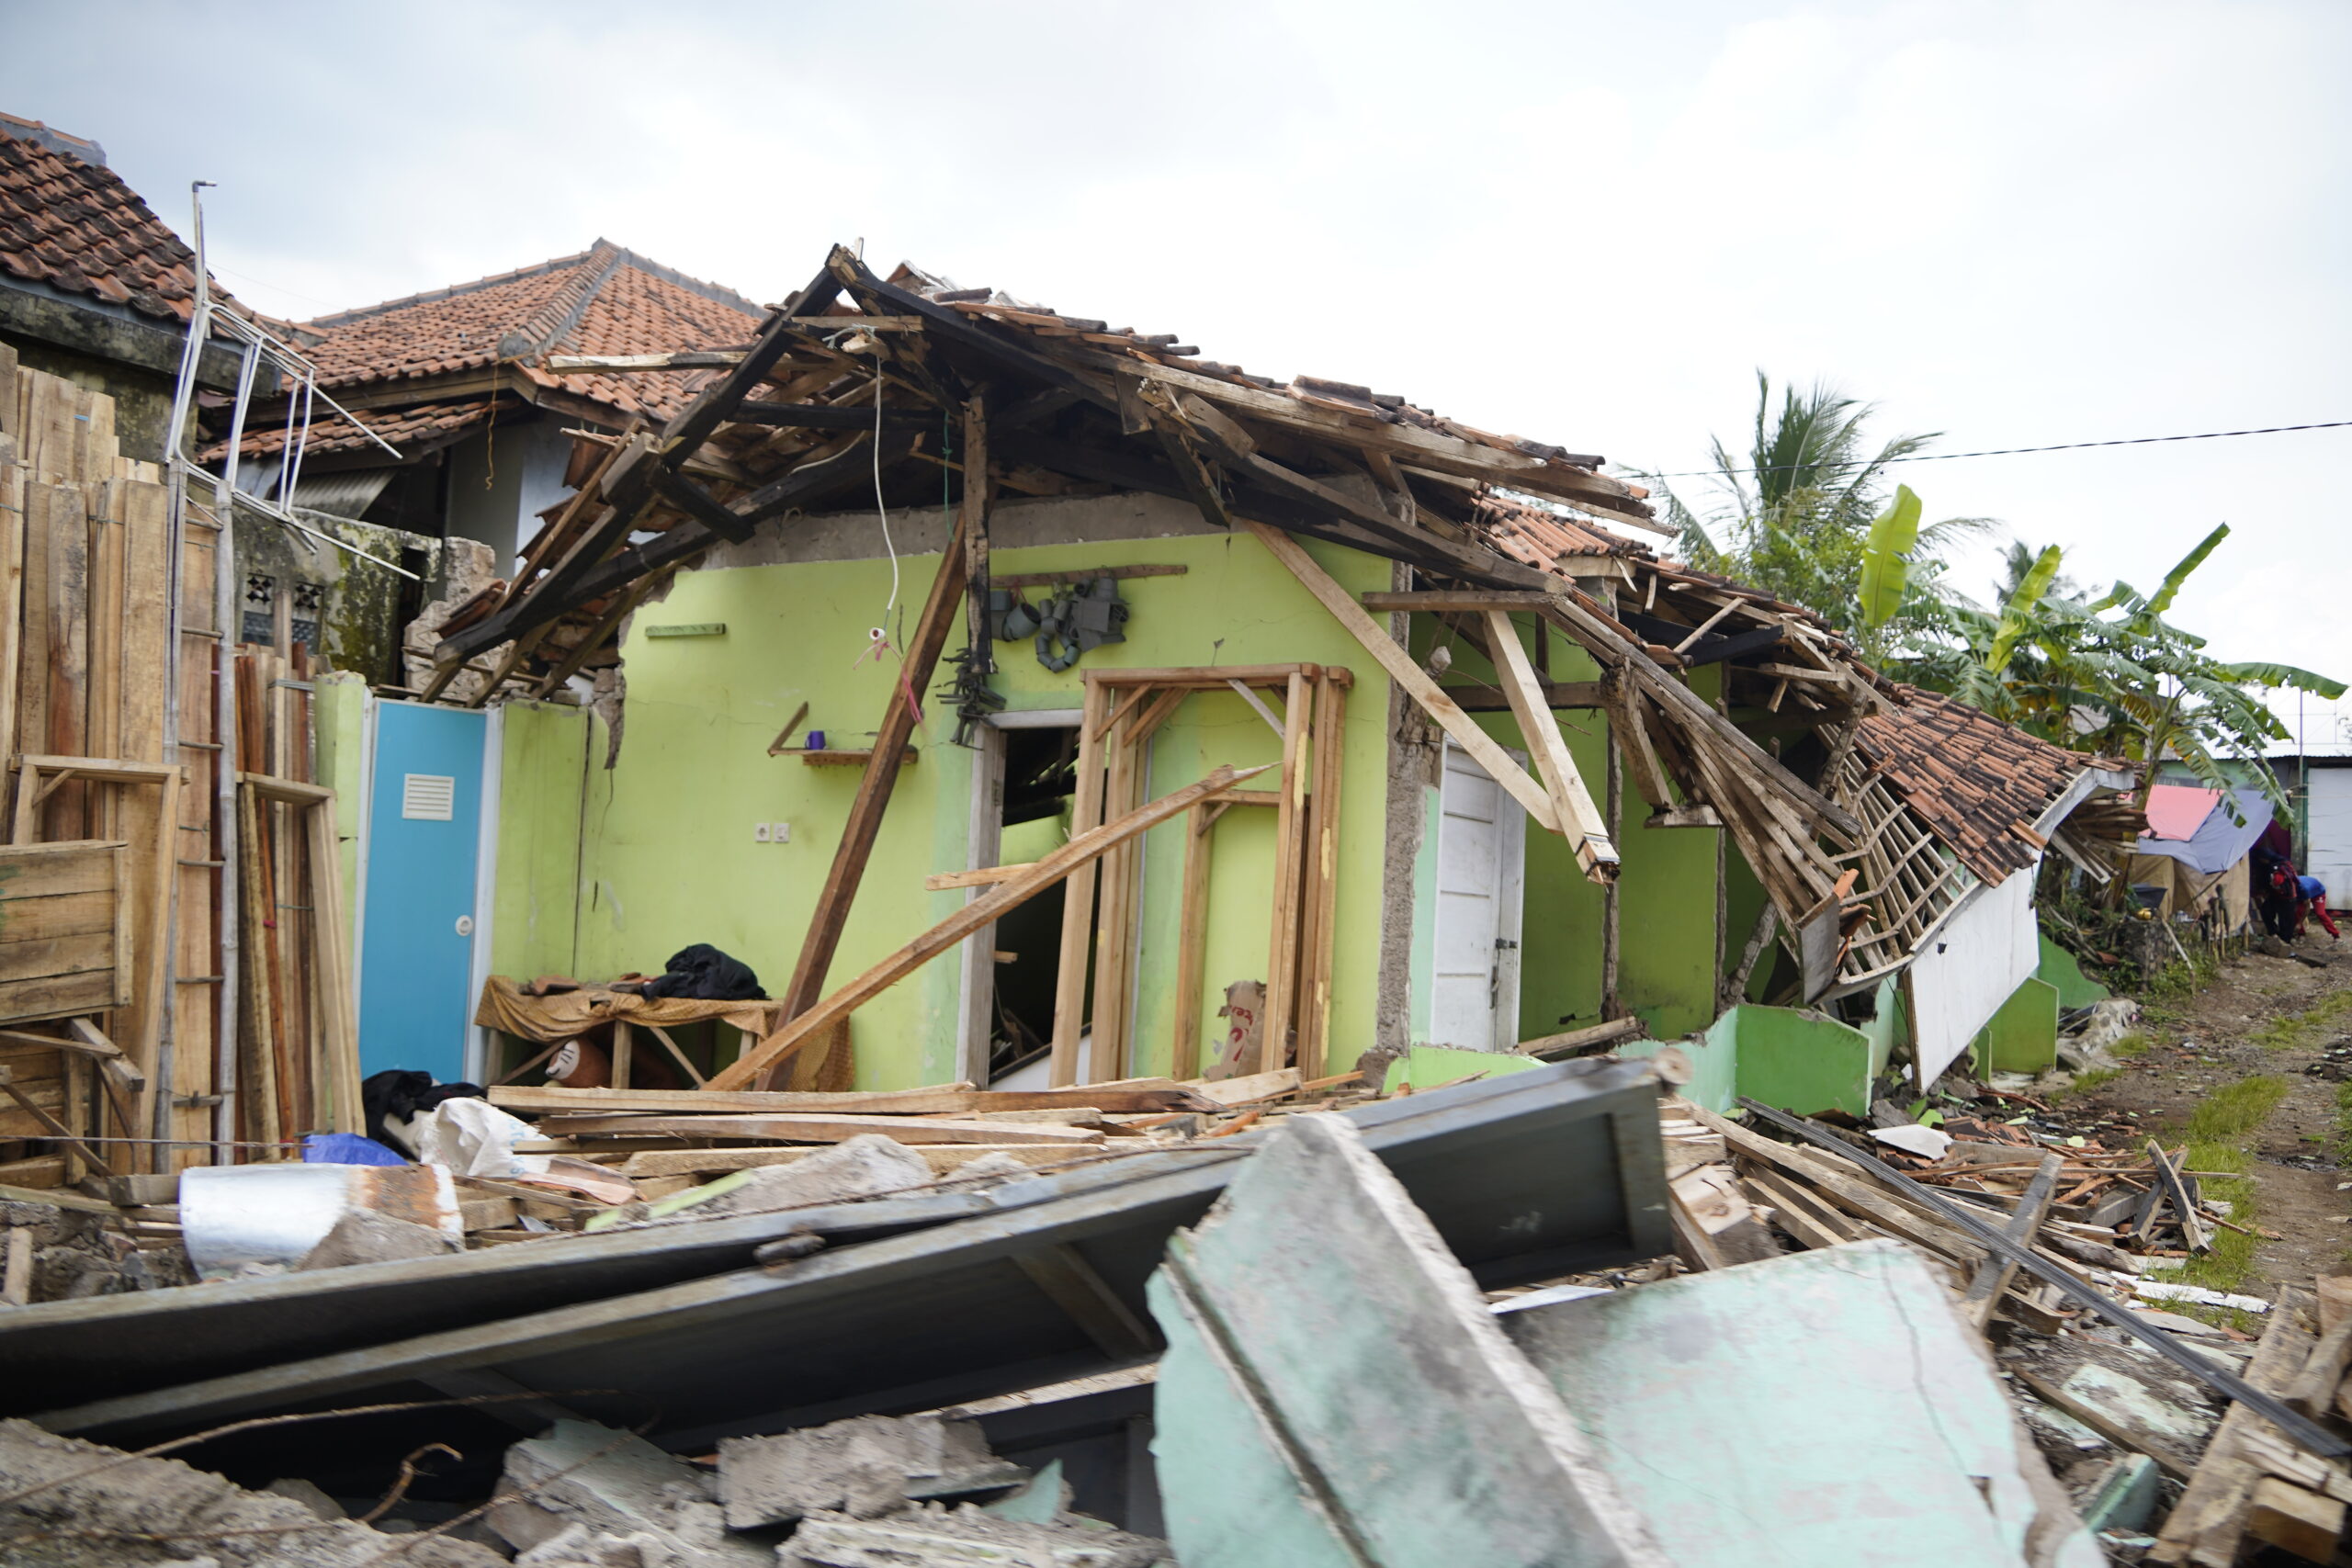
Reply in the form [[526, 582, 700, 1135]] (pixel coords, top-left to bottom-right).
[[1646, 373, 1989, 654]]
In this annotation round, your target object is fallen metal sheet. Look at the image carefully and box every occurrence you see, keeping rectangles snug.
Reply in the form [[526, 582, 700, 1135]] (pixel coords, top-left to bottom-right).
[[1501, 1241, 2102, 1566], [28, 1059, 1667, 1451], [1149, 1110, 1669, 1566], [0, 1184, 1012, 1416]]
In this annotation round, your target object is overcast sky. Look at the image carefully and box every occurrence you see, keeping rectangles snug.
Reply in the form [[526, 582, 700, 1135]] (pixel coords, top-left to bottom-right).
[[8, 1, 2346, 746]]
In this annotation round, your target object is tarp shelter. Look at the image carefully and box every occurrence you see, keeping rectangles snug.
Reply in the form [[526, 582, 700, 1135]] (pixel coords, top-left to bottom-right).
[[2127, 785, 2271, 929]]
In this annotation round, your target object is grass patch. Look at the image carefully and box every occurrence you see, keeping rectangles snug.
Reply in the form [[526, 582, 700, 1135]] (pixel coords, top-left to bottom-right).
[[2048, 1066, 2121, 1103], [2335, 1081, 2352, 1166], [2109, 1032, 2153, 1059], [2144, 1075, 2290, 1298], [2188, 1075, 2291, 1140], [2251, 989, 2352, 1051]]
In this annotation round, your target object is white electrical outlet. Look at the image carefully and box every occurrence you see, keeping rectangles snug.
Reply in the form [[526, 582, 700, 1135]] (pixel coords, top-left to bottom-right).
[[752, 823, 773, 843]]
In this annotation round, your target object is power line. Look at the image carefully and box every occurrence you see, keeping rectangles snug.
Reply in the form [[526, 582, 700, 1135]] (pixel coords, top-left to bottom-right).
[[1629, 419, 2352, 480]]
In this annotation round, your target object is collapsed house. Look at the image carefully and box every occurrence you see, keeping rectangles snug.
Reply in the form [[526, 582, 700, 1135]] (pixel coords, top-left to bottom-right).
[[310, 243, 2141, 1109]]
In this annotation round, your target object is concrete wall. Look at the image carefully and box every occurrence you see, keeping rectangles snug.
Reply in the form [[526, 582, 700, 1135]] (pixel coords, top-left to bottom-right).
[[1907, 863, 2039, 1085], [446, 416, 575, 572]]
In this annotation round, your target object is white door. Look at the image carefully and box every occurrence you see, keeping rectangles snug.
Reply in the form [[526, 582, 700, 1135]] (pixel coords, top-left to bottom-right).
[[2308, 768, 2352, 908], [1430, 741, 1528, 1050]]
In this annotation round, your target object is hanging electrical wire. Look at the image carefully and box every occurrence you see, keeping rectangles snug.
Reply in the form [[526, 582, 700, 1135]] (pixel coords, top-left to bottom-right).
[[1631, 419, 2352, 480]]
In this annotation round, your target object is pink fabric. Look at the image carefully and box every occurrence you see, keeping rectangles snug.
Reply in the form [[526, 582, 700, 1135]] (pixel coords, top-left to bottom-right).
[[2143, 784, 2222, 841]]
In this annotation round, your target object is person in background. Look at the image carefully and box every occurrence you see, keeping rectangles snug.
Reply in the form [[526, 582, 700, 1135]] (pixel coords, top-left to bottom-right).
[[2252, 818, 2302, 942], [2296, 874, 2341, 940]]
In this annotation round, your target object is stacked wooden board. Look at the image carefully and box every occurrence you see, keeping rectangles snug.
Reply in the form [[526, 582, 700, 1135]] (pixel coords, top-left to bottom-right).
[[0, 345, 357, 1192]]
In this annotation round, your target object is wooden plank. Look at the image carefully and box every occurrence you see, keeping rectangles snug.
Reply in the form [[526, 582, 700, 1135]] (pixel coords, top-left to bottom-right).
[[2149, 1294, 2317, 1564], [0, 888, 119, 941], [1258, 671, 1310, 1075], [1170, 802, 1215, 1083], [712, 762, 1265, 1092], [1048, 678, 1113, 1088], [1483, 608, 1615, 881], [1295, 673, 1346, 1082], [616, 1143, 1091, 1179], [772, 504, 973, 1042], [0, 929, 119, 980], [0, 463, 23, 774], [1244, 521, 1560, 833], [536, 1111, 1105, 1145], [0, 840, 124, 904], [307, 794, 362, 1134], [1088, 687, 1146, 1084], [1960, 1151, 2063, 1328], [2244, 1476, 2345, 1561], [41, 482, 87, 840], [490, 1081, 1210, 1117]]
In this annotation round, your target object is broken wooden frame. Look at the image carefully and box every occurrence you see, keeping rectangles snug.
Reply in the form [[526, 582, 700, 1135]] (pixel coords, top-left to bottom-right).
[[0, 838, 132, 1183], [1042, 666, 1351, 1089], [706, 761, 1269, 1092]]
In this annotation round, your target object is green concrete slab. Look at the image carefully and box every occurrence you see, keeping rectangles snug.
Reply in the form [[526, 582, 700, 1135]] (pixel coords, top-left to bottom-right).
[[1973, 977, 2061, 1076], [1502, 1242, 2101, 1566], [1381, 1043, 1546, 1094], [2038, 934, 2110, 1011]]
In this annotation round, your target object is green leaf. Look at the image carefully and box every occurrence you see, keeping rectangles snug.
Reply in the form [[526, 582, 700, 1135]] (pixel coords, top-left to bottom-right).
[[1986, 544, 2063, 675], [1857, 483, 1923, 630], [2219, 660, 2348, 700], [2145, 524, 2229, 617]]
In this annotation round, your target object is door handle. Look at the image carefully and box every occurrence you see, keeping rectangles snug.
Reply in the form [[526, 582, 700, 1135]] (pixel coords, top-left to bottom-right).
[[455, 915, 474, 937]]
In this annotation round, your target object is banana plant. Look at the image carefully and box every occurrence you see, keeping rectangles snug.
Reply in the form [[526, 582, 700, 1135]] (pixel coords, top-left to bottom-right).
[[1856, 483, 1922, 640]]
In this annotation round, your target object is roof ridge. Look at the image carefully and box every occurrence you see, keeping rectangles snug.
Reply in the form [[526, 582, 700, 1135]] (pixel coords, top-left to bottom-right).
[[498, 241, 626, 361], [302, 248, 599, 327], [586, 240, 764, 318]]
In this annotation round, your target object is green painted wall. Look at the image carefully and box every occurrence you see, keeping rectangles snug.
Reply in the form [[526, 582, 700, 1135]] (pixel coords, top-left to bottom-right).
[[492, 702, 591, 982], [548, 524, 1396, 1089], [1620, 1018, 1740, 1112], [2037, 933, 2109, 1010], [1972, 976, 2061, 1076]]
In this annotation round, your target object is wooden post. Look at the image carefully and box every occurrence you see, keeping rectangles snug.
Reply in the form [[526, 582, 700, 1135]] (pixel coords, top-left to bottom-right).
[[1170, 800, 1216, 1081], [772, 501, 976, 1034], [1295, 672, 1347, 1081], [1261, 671, 1311, 1074], [1047, 677, 1111, 1086], [1601, 714, 1623, 1021], [1087, 703, 1144, 1084], [610, 1020, 634, 1092], [1481, 609, 1616, 880]]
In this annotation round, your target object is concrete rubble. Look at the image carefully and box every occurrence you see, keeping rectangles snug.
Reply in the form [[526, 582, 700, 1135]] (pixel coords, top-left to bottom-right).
[[0, 1417, 503, 1566]]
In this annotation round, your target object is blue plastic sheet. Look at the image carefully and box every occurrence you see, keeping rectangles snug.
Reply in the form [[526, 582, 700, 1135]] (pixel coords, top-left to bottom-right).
[[300, 1133, 408, 1167]]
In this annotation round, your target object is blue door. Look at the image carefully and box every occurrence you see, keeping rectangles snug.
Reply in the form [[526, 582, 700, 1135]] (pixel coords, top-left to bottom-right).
[[358, 702, 486, 1083]]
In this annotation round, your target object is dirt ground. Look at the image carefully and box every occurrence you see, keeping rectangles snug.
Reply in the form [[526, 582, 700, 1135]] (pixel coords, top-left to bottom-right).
[[2064, 935, 2352, 1296]]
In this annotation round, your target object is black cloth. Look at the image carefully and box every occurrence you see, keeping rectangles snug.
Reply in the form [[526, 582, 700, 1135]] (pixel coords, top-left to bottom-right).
[[359, 1070, 487, 1158], [638, 943, 766, 1001]]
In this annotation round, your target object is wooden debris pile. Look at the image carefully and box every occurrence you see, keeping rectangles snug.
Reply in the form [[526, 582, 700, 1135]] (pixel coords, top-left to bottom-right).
[[447, 1066, 1371, 1246], [1657, 1095, 2352, 1561]]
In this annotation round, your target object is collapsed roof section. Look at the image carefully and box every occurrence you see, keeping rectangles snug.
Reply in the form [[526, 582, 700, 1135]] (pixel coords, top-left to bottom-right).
[[423, 243, 2130, 999]]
